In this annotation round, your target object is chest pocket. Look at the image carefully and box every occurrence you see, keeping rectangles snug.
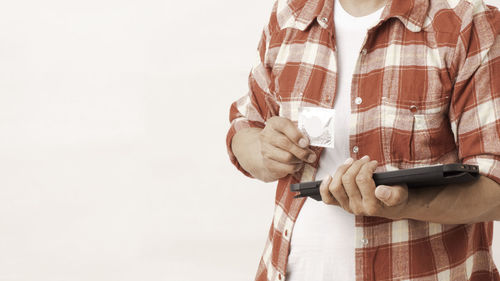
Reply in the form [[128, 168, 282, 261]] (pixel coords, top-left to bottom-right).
[[382, 97, 456, 166]]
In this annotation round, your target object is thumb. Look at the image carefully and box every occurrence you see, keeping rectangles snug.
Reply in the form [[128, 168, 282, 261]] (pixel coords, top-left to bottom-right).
[[375, 185, 408, 207]]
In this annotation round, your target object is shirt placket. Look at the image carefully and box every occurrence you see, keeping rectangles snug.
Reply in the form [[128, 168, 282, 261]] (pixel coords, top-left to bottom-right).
[[351, 29, 376, 281]]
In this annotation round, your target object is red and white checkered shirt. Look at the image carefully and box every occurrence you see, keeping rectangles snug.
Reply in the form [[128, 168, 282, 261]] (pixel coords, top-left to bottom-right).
[[226, 0, 500, 280]]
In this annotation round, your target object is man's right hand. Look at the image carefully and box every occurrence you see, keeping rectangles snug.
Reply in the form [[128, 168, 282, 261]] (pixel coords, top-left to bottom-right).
[[259, 116, 317, 180], [232, 116, 317, 182]]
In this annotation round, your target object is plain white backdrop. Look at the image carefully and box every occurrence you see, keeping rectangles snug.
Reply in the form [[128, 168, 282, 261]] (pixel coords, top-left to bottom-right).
[[0, 0, 500, 280]]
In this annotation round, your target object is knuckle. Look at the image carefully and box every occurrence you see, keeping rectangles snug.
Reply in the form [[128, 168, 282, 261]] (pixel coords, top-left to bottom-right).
[[290, 131, 301, 143], [276, 137, 289, 149], [323, 197, 334, 205], [284, 152, 294, 162], [364, 203, 378, 216], [341, 174, 353, 185], [351, 209, 361, 216], [339, 201, 349, 211], [298, 149, 310, 160], [262, 156, 272, 164], [262, 158, 273, 169], [355, 174, 370, 185], [329, 183, 341, 194], [260, 133, 272, 144], [349, 203, 357, 213], [350, 203, 363, 216], [261, 149, 271, 159]]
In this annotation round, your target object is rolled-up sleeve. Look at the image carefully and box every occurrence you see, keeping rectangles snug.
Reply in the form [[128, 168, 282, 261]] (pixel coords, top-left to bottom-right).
[[450, 7, 500, 184], [226, 10, 279, 177]]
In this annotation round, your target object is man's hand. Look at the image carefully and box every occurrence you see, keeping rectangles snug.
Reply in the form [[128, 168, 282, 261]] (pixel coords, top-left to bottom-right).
[[319, 155, 409, 219], [231, 116, 317, 182], [258, 116, 317, 181]]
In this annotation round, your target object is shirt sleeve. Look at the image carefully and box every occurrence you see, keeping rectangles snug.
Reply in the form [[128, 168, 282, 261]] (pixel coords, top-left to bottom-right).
[[449, 6, 500, 184], [225, 8, 280, 178]]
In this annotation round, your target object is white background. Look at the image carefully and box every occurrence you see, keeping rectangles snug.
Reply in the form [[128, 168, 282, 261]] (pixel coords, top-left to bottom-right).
[[0, 0, 499, 280]]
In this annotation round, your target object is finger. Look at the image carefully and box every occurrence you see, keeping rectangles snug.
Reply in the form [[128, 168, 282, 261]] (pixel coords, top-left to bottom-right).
[[328, 159, 353, 210], [375, 184, 409, 207], [342, 156, 371, 203], [262, 157, 302, 176], [319, 175, 337, 205], [268, 134, 316, 163], [356, 160, 378, 202], [261, 141, 303, 164], [268, 117, 309, 148]]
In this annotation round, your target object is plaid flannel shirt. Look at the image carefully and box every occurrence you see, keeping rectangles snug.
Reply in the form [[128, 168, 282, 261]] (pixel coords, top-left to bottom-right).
[[226, 0, 500, 280]]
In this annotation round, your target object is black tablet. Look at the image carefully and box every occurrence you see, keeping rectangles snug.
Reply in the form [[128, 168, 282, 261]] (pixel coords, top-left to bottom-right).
[[290, 163, 480, 201]]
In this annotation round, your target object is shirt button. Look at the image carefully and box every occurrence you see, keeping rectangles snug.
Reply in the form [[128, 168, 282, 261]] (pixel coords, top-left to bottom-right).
[[325, 95, 331, 102], [361, 238, 369, 246], [298, 92, 303, 98], [410, 105, 418, 113], [355, 97, 363, 105], [361, 48, 368, 55], [321, 17, 328, 23], [353, 146, 359, 153]]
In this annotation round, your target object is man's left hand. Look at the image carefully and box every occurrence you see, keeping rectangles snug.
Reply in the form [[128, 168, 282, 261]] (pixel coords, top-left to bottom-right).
[[319, 155, 409, 219]]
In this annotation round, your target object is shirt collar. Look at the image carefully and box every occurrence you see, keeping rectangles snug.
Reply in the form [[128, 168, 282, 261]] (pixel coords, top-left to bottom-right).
[[277, 0, 430, 33], [383, 0, 430, 32]]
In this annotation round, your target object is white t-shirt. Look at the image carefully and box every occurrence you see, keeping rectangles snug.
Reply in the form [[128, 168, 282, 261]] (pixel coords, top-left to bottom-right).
[[286, 1, 384, 280]]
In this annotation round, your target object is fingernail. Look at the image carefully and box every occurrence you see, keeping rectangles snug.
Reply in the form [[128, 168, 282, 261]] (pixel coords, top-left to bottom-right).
[[307, 153, 317, 163], [344, 158, 353, 165], [376, 186, 391, 200], [298, 138, 308, 148], [361, 155, 370, 161]]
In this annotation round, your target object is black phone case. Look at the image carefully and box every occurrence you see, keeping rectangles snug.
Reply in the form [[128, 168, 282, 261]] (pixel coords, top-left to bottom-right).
[[290, 163, 480, 201]]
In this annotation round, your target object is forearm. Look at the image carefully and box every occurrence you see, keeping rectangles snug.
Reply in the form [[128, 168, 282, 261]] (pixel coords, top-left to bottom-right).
[[401, 176, 500, 224]]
